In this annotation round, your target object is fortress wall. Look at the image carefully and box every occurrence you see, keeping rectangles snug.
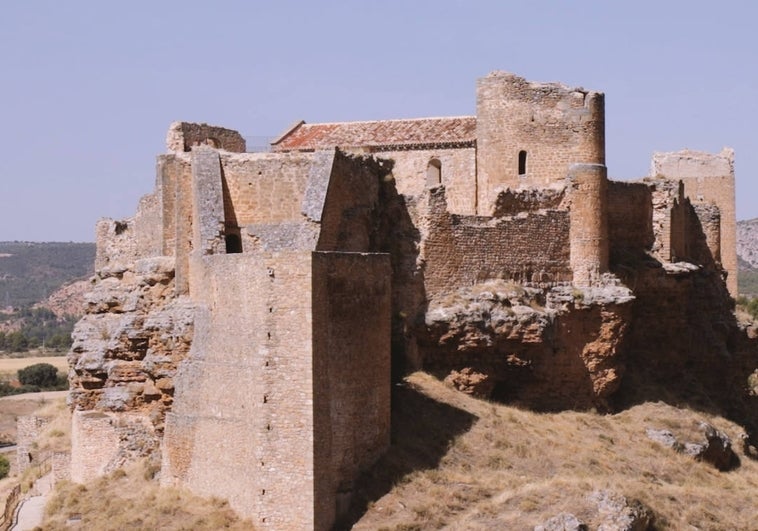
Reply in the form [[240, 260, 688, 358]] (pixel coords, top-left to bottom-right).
[[476, 72, 605, 208], [422, 189, 571, 299], [70, 411, 120, 483], [219, 152, 316, 226], [163, 252, 317, 530], [568, 164, 609, 286], [607, 181, 653, 258], [312, 252, 391, 528], [377, 147, 477, 214], [651, 148, 737, 294]]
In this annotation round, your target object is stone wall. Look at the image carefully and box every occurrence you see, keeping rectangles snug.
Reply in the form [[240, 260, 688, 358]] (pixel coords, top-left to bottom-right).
[[70, 411, 119, 482], [163, 250, 390, 531], [16, 416, 49, 474], [166, 122, 246, 153], [422, 188, 571, 300], [163, 252, 316, 529], [476, 72, 605, 208], [219, 151, 317, 227], [376, 147, 478, 215], [607, 181, 654, 259], [312, 252, 391, 528], [651, 148, 737, 294]]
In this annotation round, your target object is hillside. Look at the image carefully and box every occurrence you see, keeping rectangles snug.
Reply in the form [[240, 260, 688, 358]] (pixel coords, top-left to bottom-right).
[[737, 218, 758, 296], [0, 242, 95, 310], [345, 372, 758, 530]]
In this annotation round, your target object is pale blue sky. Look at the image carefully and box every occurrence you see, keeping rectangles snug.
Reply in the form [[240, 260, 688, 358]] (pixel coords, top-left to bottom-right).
[[1, 0, 756, 241]]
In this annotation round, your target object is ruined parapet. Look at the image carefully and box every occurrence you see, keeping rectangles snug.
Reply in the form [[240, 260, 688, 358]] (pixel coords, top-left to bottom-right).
[[651, 148, 737, 295], [476, 71, 605, 208], [16, 416, 50, 474], [491, 186, 566, 217], [567, 164, 608, 286], [166, 122, 246, 153], [646, 177, 687, 263]]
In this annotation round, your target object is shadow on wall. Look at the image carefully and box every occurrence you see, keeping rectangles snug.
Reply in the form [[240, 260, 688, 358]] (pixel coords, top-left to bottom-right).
[[336, 380, 477, 529], [370, 166, 428, 380]]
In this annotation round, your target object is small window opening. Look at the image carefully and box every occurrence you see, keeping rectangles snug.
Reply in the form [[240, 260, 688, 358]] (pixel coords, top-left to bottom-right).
[[225, 233, 242, 254], [426, 159, 442, 187], [518, 151, 527, 176]]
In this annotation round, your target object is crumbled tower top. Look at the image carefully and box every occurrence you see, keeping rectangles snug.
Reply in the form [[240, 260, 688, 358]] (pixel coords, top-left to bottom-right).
[[165, 122, 246, 153]]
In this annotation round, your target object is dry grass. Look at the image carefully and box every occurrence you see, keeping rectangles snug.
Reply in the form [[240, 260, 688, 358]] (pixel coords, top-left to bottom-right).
[[349, 372, 758, 530], [44, 467, 255, 530], [3, 397, 255, 530], [42, 460, 255, 530]]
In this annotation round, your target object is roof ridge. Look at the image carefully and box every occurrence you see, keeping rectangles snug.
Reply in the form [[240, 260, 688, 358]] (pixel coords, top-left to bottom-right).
[[298, 116, 475, 127]]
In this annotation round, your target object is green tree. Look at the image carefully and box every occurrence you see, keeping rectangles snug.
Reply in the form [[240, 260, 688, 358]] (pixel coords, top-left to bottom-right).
[[18, 363, 59, 388], [0, 455, 9, 479]]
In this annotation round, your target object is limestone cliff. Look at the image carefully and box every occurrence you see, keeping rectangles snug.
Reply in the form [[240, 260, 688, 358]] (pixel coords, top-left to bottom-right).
[[68, 255, 194, 472]]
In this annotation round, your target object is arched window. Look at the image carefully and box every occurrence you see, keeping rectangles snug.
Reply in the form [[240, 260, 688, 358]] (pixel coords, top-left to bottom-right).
[[518, 150, 527, 176], [225, 234, 242, 254], [426, 159, 442, 186]]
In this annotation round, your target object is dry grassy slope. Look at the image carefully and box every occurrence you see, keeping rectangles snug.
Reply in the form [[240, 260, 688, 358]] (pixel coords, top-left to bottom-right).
[[347, 372, 758, 531]]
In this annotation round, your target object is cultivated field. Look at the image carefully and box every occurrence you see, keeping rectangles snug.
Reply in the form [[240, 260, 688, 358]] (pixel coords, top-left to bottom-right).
[[0, 357, 68, 378]]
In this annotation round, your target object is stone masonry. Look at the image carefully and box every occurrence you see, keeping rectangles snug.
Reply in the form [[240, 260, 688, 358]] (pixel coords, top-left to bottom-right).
[[67, 72, 741, 530]]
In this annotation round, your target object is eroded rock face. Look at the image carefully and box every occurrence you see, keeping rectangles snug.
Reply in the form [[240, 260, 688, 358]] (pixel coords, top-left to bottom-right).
[[421, 279, 633, 410], [68, 256, 194, 453]]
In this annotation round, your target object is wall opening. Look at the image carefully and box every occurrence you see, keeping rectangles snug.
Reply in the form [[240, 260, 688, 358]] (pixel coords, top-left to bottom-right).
[[426, 159, 442, 187], [518, 150, 527, 176], [225, 233, 242, 253]]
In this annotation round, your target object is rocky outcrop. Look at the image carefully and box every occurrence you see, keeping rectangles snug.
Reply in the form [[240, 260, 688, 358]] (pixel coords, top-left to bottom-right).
[[534, 512, 586, 531], [646, 422, 738, 471], [68, 256, 194, 459], [590, 490, 654, 531], [421, 279, 634, 410]]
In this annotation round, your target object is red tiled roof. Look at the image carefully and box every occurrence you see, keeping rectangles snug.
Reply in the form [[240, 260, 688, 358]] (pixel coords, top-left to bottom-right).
[[272, 116, 476, 151]]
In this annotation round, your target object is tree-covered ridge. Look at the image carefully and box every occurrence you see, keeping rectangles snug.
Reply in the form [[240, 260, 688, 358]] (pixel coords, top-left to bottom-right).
[[0, 307, 77, 352], [0, 241, 95, 309]]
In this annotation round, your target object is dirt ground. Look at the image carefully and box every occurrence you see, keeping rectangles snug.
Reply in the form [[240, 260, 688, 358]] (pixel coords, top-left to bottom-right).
[[0, 391, 67, 443]]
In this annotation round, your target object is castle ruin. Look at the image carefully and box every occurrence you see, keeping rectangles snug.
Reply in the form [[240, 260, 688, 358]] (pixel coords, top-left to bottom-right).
[[67, 72, 741, 530]]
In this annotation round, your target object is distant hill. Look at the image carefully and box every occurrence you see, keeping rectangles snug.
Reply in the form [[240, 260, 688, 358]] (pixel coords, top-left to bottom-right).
[[737, 219, 758, 296], [0, 242, 95, 310]]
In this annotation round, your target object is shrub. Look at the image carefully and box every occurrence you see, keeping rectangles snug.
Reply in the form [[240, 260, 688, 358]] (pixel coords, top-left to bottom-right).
[[18, 363, 59, 388], [0, 455, 9, 479]]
